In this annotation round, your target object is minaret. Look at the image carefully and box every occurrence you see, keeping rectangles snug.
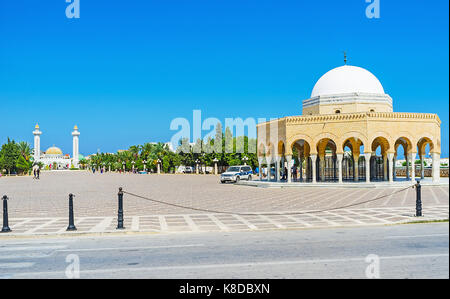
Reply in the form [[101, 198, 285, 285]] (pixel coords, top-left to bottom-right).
[[33, 124, 42, 162], [72, 125, 80, 168]]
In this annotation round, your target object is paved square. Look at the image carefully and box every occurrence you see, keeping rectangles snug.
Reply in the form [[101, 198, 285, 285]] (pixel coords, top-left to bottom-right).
[[0, 171, 448, 236]]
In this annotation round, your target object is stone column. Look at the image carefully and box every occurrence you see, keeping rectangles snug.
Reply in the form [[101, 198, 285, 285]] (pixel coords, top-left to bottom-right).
[[319, 155, 325, 182], [405, 153, 410, 180], [364, 153, 371, 183], [286, 155, 292, 183], [383, 154, 388, 181], [299, 156, 303, 182], [258, 157, 263, 181], [336, 153, 343, 184], [387, 153, 394, 183], [420, 155, 425, 179], [409, 153, 416, 182], [275, 156, 281, 182], [266, 156, 272, 181], [393, 155, 397, 181], [310, 154, 317, 183], [432, 153, 440, 183], [353, 153, 360, 182]]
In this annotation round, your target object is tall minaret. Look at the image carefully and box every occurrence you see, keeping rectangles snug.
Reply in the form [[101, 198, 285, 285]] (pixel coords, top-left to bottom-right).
[[33, 124, 42, 162], [72, 125, 80, 167]]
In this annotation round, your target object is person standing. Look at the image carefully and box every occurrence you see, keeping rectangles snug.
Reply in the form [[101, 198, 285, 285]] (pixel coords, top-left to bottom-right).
[[36, 167, 40, 179]]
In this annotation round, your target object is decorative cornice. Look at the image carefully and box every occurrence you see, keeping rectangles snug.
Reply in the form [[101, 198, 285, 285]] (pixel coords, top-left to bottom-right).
[[256, 112, 441, 126], [286, 112, 441, 124], [303, 92, 393, 108]]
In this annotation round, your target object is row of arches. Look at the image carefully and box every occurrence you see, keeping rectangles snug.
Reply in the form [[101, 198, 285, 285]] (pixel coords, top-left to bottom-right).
[[258, 135, 439, 183]]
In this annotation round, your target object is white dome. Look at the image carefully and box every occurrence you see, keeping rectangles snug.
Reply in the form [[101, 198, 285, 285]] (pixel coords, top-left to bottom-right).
[[311, 65, 385, 98]]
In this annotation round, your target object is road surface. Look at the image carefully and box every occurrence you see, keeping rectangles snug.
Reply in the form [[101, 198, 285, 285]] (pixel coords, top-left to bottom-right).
[[0, 222, 448, 279]]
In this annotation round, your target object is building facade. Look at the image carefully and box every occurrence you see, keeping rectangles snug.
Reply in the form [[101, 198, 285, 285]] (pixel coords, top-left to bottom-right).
[[257, 64, 441, 184]]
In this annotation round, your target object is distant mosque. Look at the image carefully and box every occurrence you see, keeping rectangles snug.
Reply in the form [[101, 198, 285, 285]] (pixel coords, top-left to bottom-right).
[[32, 124, 83, 169]]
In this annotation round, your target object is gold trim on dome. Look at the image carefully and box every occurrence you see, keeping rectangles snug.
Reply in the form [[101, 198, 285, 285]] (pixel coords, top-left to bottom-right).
[[45, 147, 63, 155]]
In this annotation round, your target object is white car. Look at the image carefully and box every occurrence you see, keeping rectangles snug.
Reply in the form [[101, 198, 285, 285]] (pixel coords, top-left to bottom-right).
[[220, 165, 253, 183]]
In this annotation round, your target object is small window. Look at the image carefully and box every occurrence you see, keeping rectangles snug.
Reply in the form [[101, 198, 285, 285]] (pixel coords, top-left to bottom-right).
[[370, 109, 375, 112], [335, 110, 341, 114]]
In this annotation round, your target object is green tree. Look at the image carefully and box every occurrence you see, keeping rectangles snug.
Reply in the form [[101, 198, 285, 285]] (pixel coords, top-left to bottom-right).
[[0, 138, 20, 175]]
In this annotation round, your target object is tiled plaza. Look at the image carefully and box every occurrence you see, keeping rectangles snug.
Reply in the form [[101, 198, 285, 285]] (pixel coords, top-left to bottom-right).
[[0, 171, 448, 236]]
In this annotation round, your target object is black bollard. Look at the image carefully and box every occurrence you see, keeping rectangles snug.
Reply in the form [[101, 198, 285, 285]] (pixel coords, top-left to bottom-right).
[[1, 195, 11, 233], [415, 180, 422, 217], [117, 187, 125, 229], [67, 193, 77, 231]]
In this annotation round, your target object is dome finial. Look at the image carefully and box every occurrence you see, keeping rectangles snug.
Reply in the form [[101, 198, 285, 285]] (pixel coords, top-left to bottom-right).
[[343, 51, 347, 65]]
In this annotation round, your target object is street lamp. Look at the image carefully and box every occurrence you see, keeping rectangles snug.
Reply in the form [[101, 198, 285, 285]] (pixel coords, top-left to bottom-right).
[[201, 153, 206, 174], [157, 159, 161, 174], [242, 156, 249, 165], [122, 161, 126, 173], [213, 158, 219, 175], [143, 160, 147, 172], [131, 160, 135, 173], [195, 159, 200, 175]]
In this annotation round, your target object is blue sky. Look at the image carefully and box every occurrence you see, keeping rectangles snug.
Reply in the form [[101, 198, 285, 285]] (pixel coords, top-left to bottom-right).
[[0, 0, 448, 157]]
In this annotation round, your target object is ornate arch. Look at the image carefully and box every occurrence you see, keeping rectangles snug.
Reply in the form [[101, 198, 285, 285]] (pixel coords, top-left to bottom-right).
[[417, 137, 435, 156], [394, 135, 414, 156], [338, 131, 368, 152], [369, 132, 393, 153], [312, 132, 339, 147], [288, 133, 314, 152]]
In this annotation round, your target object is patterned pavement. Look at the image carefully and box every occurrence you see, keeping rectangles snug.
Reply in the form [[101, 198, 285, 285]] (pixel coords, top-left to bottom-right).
[[0, 171, 448, 236]]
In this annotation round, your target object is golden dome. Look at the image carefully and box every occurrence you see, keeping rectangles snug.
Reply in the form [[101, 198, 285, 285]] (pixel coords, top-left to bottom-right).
[[45, 147, 63, 155], [35, 124, 39, 129], [74, 125, 78, 130]]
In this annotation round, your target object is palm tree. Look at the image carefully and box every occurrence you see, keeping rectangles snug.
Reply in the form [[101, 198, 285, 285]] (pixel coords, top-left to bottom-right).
[[16, 155, 32, 175], [79, 158, 87, 169], [18, 141, 32, 159]]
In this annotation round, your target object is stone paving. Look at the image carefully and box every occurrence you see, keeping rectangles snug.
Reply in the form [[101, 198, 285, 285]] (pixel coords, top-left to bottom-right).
[[0, 171, 448, 236]]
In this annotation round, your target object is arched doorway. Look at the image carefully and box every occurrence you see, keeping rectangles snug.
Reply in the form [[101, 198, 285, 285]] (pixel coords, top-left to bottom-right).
[[291, 139, 312, 182], [342, 137, 366, 182], [394, 137, 413, 181], [417, 137, 434, 179], [371, 137, 390, 181], [316, 138, 337, 182]]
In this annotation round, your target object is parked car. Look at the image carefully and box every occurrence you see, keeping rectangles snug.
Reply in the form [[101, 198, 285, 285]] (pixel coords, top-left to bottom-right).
[[220, 165, 253, 183], [184, 166, 194, 174]]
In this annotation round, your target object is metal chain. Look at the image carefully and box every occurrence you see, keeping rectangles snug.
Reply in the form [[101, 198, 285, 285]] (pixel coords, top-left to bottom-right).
[[122, 185, 413, 216]]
